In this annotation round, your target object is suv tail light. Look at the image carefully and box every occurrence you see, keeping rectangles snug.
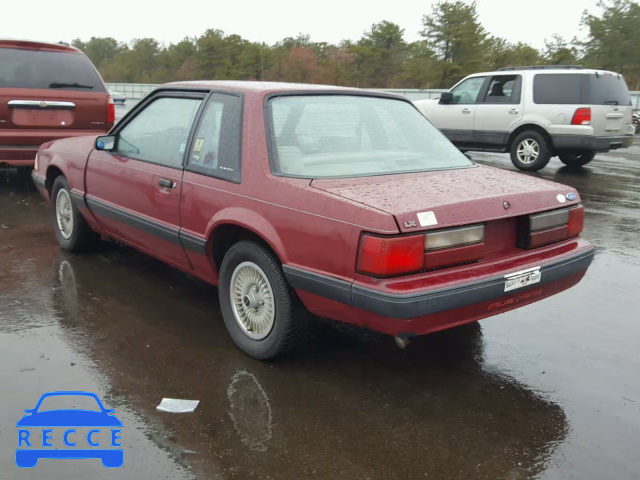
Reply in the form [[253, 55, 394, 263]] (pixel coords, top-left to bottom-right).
[[518, 205, 583, 249], [571, 108, 591, 125], [107, 96, 115, 124], [357, 225, 484, 277]]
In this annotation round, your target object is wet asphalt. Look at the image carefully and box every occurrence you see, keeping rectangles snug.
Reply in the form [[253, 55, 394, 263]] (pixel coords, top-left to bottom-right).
[[0, 132, 639, 479]]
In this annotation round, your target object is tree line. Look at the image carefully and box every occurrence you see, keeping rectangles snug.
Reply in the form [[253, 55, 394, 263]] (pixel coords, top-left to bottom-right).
[[73, 0, 640, 90]]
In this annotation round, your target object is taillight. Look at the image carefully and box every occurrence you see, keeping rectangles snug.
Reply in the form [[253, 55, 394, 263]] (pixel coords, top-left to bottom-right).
[[568, 205, 584, 237], [107, 96, 115, 124], [357, 235, 424, 277], [518, 205, 583, 249], [571, 108, 591, 125], [357, 225, 484, 277]]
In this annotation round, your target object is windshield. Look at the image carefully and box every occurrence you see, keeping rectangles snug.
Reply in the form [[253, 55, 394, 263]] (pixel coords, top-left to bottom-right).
[[0, 47, 105, 91], [268, 95, 473, 178]]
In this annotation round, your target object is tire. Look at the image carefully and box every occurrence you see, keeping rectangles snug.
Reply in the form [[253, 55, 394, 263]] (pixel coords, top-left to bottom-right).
[[510, 130, 552, 171], [51, 176, 98, 251], [558, 150, 596, 168], [218, 241, 308, 359]]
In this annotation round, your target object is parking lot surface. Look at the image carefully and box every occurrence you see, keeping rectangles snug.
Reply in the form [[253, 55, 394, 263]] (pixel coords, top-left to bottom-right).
[[0, 139, 639, 479]]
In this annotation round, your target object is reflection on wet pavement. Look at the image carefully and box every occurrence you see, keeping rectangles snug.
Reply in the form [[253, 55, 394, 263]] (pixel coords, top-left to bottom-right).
[[0, 139, 639, 479]]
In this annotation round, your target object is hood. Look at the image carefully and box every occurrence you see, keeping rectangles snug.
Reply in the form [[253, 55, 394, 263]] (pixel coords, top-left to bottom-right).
[[311, 166, 580, 233]]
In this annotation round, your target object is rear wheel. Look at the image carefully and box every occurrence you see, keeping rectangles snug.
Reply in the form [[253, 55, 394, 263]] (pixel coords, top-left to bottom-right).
[[510, 130, 552, 171], [51, 176, 98, 251], [558, 150, 596, 168], [218, 241, 308, 359]]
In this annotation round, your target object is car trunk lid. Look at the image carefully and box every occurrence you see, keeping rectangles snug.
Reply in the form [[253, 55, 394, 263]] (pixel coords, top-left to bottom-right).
[[311, 165, 579, 233]]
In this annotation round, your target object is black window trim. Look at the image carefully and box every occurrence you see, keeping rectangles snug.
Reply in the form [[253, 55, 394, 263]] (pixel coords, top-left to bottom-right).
[[478, 74, 523, 105], [184, 90, 244, 184], [263, 90, 466, 180], [108, 88, 209, 170]]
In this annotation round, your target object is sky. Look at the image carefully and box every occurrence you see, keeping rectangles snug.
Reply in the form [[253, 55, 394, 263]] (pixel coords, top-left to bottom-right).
[[4, 0, 602, 50]]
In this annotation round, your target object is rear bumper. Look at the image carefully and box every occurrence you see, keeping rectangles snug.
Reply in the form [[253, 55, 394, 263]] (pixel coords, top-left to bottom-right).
[[551, 134, 634, 152], [0, 129, 109, 165], [0, 146, 39, 165], [284, 246, 594, 326]]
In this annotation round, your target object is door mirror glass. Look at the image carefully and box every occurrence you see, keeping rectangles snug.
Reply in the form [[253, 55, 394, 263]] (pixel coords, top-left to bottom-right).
[[439, 92, 453, 104], [96, 135, 116, 151]]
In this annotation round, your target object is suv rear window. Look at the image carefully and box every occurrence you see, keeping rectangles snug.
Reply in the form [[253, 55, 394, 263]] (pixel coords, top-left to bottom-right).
[[0, 47, 105, 91], [533, 73, 631, 105]]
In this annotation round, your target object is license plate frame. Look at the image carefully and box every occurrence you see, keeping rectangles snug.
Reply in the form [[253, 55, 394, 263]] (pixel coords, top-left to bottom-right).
[[504, 267, 542, 292]]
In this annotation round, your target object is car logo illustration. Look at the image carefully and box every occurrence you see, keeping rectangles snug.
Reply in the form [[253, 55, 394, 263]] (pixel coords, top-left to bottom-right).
[[39, 101, 48, 108], [566, 192, 577, 201], [16, 391, 123, 468]]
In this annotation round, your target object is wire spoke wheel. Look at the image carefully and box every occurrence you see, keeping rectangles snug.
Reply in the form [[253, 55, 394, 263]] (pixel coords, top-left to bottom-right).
[[55, 188, 74, 240], [516, 139, 539, 164], [230, 261, 276, 340]]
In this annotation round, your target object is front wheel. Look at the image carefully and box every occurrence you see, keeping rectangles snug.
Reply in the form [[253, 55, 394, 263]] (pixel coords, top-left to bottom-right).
[[218, 241, 308, 359], [510, 131, 552, 171], [51, 176, 98, 251], [558, 150, 596, 168]]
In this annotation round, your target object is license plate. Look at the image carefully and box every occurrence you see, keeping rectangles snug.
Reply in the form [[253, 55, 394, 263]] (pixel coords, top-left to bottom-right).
[[504, 268, 541, 292]]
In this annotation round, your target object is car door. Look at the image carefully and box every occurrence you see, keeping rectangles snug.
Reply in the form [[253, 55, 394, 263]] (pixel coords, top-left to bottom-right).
[[430, 76, 487, 145], [473, 74, 524, 148], [179, 92, 243, 284], [85, 91, 206, 270]]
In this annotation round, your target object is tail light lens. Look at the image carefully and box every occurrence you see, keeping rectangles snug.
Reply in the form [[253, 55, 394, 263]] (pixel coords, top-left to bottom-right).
[[519, 205, 583, 249], [357, 224, 484, 277], [571, 108, 591, 125], [357, 235, 424, 277], [568, 205, 584, 237], [107, 96, 115, 124]]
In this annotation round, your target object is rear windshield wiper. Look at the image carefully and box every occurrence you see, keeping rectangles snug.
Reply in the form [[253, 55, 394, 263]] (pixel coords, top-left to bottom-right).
[[602, 100, 620, 105], [49, 82, 94, 89]]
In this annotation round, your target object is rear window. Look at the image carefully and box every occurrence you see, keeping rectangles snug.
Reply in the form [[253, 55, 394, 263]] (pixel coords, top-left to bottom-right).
[[0, 47, 105, 91], [533, 73, 631, 105], [267, 95, 473, 178]]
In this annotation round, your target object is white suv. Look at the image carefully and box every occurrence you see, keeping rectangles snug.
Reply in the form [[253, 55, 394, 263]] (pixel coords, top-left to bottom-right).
[[415, 66, 635, 171]]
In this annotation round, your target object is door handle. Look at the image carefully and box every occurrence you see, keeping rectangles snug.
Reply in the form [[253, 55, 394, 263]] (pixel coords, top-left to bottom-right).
[[509, 109, 519, 115], [461, 108, 471, 114], [158, 178, 175, 188]]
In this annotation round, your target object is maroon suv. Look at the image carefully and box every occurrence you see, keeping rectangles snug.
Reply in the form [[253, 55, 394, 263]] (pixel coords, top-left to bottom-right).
[[0, 39, 114, 167]]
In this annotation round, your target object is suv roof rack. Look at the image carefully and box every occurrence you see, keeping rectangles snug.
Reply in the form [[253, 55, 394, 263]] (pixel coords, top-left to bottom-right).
[[498, 65, 583, 71]]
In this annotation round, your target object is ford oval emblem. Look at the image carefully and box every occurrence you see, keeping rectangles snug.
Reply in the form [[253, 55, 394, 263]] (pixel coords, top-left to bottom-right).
[[97, 141, 104, 149], [39, 101, 48, 108], [566, 192, 577, 201]]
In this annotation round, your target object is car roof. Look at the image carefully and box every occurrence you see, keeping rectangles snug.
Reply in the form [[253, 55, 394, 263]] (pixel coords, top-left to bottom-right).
[[165, 80, 404, 98], [0, 39, 81, 54], [467, 68, 620, 77]]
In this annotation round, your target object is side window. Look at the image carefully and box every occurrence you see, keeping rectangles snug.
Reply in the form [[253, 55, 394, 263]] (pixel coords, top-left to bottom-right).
[[482, 75, 522, 104], [533, 74, 582, 104], [187, 93, 242, 183], [117, 97, 202, 168], [450, 77, 486, 104]]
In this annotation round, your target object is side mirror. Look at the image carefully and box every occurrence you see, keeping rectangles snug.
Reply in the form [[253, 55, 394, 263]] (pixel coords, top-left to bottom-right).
[[95, 135, 116, 151], [24, 409, 33, 414], [439, 92, 453, 105]]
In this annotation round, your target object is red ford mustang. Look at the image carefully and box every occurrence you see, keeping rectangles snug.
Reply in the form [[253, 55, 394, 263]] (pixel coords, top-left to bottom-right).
[[32, 81, 595, 359]]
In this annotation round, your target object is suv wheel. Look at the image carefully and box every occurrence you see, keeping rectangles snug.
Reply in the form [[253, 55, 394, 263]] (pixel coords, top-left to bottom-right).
[[218, 241, 308, 359], [558, 150, 596, 168], [51, 176, 98, 251], [510, 131, 552, 172]]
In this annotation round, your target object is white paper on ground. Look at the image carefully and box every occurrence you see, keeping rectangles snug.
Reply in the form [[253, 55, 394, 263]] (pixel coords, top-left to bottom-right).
[[156, 398, 200, 413]]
